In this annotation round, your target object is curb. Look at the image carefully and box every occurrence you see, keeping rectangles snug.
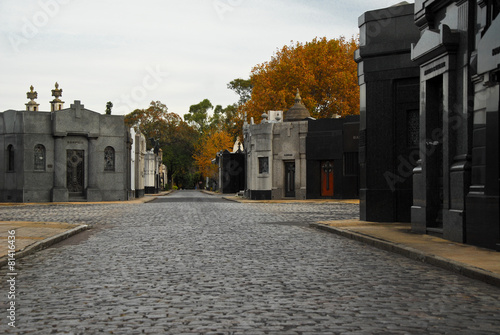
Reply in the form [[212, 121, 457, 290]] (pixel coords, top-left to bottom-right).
[[221, 196, 244, 203], [0, 224, 90, 268], [200, 190, 242, 203], [310, 223, 500, 288]]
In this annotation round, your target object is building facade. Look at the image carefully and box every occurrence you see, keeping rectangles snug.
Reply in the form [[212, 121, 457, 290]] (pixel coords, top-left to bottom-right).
[[129, 128, 146, 199], [216, 148, 245, 194], [144, 148, 164, 194], [358, 1, 499, 250], [244, 91, 360, 200], [244, 91, 310, 200], [355, 3, 421, 222], [1, 84, 130, 202], [466, 0, 499, 249], [306, 116, 360, 199]]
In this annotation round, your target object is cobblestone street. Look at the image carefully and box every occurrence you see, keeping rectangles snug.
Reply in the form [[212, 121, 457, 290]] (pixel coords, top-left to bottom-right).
[[1, 190, 500, 334]]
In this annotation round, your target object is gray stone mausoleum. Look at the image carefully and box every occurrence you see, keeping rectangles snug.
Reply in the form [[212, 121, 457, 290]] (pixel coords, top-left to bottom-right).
[[0, 84, 130, 202]]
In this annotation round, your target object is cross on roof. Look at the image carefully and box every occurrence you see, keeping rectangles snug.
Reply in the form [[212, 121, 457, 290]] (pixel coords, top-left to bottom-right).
[[71, 100, 84, 118]]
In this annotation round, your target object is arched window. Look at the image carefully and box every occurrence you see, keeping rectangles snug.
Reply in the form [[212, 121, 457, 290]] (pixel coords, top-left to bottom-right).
[[7, 145, 14, 172], [34, 144, 46, 171], [104, 146, 115, 171]]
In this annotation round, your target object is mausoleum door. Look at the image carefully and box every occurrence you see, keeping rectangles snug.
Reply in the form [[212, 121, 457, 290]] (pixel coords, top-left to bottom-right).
[[67, 150, 85, 195], [425, 75, 444, 228], [285, 161, 296, 198], [321, 161, 334, 197]]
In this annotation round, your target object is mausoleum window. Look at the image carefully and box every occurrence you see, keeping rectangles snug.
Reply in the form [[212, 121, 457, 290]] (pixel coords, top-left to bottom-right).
[[258, 157, 269, 174], [104, 146, 115, 171], [34, 144, 46, 171], [7, 145, 14, 172]]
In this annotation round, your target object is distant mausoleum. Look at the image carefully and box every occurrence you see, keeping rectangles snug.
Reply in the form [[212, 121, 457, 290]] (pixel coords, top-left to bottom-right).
[[144, 145, 166, 194], [215, 141, 245, 194], [0, 84, 131, 202], [306, 116, 360, 199], [130, 127, 146, 198], [243, 90, 360, 200]]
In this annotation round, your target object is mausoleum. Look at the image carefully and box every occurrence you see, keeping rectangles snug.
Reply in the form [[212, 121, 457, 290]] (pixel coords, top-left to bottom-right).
[[215, 144, 245, 194], [357, 1, 499, 250], [0, 84, 131, 202], [244, 90, 360, 200], [244, 91, 309, 200], [355, 3, 420, 222]]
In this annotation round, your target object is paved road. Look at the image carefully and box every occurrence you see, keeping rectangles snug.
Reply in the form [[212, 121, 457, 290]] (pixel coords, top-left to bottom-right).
[[1, 190, 500, 334]]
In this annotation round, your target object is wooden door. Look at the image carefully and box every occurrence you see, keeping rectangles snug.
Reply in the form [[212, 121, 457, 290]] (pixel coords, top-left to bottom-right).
[[321, 161, 334, 197]]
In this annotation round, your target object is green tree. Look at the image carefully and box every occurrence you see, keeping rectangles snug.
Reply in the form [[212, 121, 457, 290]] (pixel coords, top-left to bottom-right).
[[124, 101, 199, 189], [227, 78, 253, 105], [162, 121, 199, 188], [184, 99, 214, 132], [124, 101, 170, 147]]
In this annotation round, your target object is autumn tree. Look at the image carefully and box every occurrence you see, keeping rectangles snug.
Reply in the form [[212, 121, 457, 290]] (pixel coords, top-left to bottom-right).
[[185, 98, 241, 185], [242, 36, 359, 122], [193, 129, 234, 181]]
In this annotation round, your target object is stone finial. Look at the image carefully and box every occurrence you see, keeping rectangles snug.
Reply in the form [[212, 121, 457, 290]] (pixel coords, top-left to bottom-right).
[[51, 82, 63, 100], [26, 85, 40, 111], [261, 112, 269, 123], [50, 82, 65, 111], [27, 85, 37, 100]]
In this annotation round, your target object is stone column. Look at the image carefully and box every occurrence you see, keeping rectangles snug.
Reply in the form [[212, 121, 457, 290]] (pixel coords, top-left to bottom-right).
[[52, 136, 68, 202], [86, 137, 102, 201]]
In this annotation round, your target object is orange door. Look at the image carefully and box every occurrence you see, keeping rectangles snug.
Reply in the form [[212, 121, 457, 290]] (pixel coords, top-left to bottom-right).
[[321, 161, 334, 197]]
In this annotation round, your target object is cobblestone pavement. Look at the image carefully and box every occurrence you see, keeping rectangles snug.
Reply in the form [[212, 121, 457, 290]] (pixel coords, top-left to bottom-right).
[[1, 190, 500, 334]]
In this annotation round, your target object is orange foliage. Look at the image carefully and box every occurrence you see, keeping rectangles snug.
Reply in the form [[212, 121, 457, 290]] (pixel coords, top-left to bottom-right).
[[243, 36, 359, 122], [193, 129, 234, 179]]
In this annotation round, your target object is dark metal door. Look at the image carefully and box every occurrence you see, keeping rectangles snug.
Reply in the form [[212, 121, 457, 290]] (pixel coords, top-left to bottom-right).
[[321, 161, 334, 197], [67, 150, 84, 194], [426, 76, 444, 228], [285, 161, 295, 197]]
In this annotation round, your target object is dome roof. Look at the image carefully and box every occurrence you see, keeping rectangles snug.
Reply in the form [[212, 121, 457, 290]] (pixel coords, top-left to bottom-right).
[[284, 89, 311, 122]]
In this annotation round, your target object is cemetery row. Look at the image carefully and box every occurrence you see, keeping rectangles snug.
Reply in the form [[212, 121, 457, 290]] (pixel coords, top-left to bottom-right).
[[0, 1, 498, 251]]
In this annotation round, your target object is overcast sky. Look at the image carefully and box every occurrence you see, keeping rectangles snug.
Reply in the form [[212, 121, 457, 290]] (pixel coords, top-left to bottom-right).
[[0, 0, 413, 117]]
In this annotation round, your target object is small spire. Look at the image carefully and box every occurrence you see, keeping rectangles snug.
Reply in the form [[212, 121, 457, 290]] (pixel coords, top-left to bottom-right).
[[295, 88, 302, 103], [284, 89, 311, 122]]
